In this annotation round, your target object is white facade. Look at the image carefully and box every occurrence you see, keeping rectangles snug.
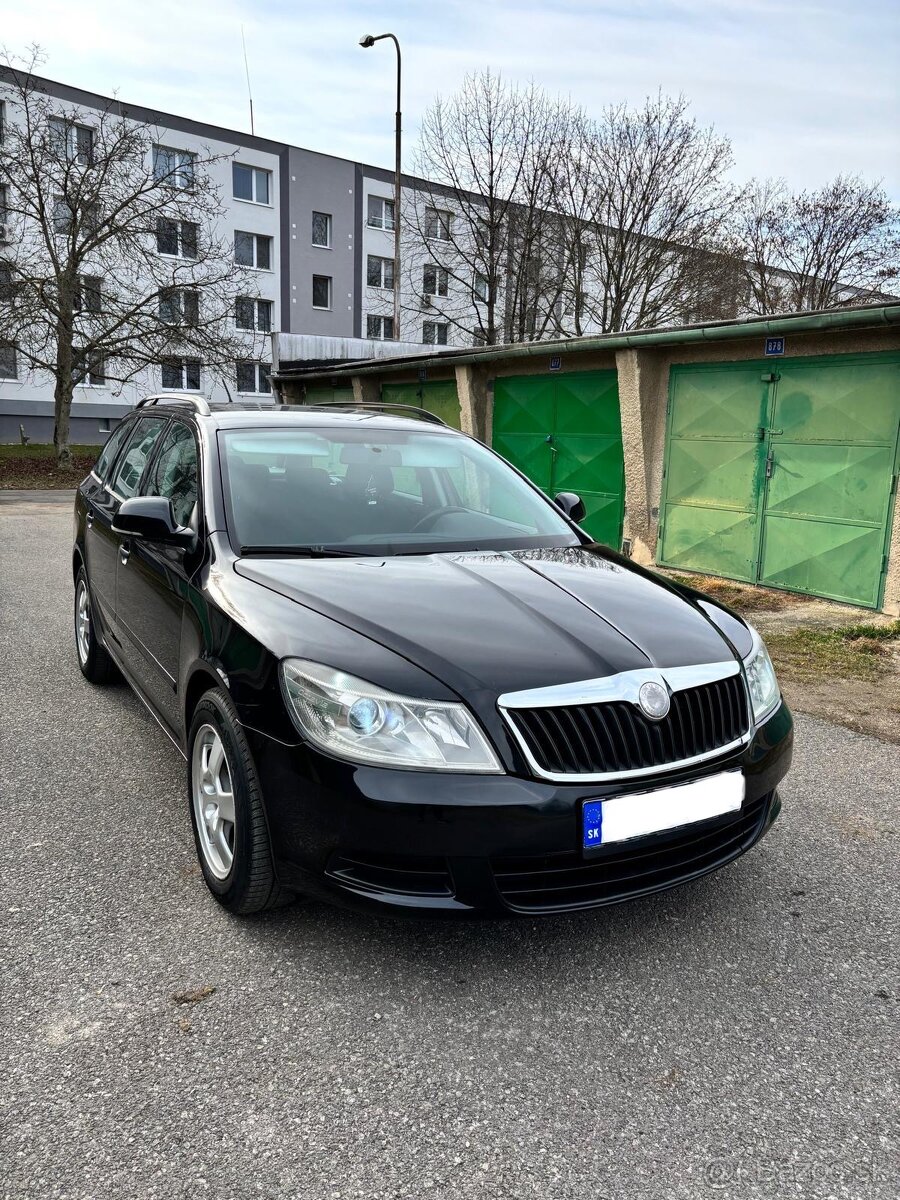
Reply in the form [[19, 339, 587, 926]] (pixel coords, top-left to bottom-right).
[[0, 77, 283, 436]]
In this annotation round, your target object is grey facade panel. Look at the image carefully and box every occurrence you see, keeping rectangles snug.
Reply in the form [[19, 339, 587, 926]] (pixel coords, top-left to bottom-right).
[[286, 148, 356, 338], [353, 164, 364, 339], [1, 414, 120, 445]]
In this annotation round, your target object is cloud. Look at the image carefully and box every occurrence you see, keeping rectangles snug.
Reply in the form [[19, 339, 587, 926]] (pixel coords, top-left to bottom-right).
[[3, 0, 898, 198]]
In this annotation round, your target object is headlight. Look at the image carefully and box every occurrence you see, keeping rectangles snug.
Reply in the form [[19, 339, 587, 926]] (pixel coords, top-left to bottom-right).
[[742, 626, 780, 725], [279, 659, 503, 773]]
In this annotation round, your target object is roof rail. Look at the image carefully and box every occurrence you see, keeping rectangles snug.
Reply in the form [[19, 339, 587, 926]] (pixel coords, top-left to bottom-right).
[[292, 401, 448, 427], [136, 393, 211, 416]]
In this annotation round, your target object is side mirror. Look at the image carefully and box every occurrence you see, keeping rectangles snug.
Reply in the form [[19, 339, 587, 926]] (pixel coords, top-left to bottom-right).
[[113, 496, 195, 548], [554, 491, 586, 523]]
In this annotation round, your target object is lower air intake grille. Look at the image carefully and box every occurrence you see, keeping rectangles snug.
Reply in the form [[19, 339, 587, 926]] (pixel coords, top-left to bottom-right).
[[507, 672, 749, 777], [491, 792, 770, 912], [327, 851, 453, 898]]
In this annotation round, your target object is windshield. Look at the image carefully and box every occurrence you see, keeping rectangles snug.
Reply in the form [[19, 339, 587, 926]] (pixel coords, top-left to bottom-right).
[[219, 425, 582, 556]]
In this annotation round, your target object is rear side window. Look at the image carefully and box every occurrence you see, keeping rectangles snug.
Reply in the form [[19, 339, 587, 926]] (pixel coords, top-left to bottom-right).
[[94, 420, 133, 482], [143, 421, 199, 526], [111, 417, 167, 499]]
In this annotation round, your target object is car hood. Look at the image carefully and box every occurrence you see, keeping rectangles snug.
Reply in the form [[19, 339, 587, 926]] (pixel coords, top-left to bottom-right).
[[235, 545, 741, 703]]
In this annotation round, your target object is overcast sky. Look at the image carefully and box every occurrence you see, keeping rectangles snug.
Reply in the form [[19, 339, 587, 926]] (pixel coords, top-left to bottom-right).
[[3, 0, 899, 199]]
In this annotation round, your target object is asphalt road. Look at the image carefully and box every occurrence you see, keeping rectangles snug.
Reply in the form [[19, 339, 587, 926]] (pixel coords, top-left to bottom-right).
[[1, 491, 898, 1200]]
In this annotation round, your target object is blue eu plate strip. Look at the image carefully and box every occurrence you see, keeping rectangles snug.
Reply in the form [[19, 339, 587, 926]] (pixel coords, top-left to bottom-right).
[[583, 801, 603, 850]]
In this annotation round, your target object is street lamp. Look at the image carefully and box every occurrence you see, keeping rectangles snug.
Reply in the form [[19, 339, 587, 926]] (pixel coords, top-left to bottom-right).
[[359, 32, 401, 341]]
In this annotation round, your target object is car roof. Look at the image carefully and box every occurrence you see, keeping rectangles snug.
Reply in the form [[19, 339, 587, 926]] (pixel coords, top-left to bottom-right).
[[132, 398, 460, 435]]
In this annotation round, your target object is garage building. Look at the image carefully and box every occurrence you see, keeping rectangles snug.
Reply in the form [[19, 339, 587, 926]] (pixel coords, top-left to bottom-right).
[[272, 304, 900, 615]]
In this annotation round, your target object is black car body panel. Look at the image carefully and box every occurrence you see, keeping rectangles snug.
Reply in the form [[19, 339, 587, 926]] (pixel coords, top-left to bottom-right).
[[73, 402, 793, 917]]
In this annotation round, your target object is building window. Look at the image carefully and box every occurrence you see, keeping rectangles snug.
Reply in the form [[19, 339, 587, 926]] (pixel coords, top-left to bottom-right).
[[312, 275, 332, 310], [0, 184, 8, 234], [423, 321, 448, 346], [235, 297, 273, 332], [49, 117, 94, 166], [423, 265, 449, 297], [153, 145, 196, 190], [0, 341, 17, 380], [234, 231, 272, 270], [158, 288, 199, 326], [53, 196, 99, 236], [236, 361, 271, 394], [156, 217, 198, 259], [367, 255, 394, 289], [52, 197, 74, 236], [0, 262, 15, 300], [161, 358, 201, 391], [73, 348, 105, 387], [366, 314, 395, 340], [74, 275, 103, 314], [473, 272, 489, 303], [367, 195, 395, 230], [424, 207, 452, 241], [232, 163, 271, 205], [312, 211, 332, 247]]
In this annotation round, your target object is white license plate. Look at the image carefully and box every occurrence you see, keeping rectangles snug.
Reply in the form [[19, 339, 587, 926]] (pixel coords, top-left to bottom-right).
[[582, 771, 745, 849]]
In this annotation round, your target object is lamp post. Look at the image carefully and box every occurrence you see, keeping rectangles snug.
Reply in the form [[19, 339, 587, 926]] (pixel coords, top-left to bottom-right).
[[360, 32, 401, 341]]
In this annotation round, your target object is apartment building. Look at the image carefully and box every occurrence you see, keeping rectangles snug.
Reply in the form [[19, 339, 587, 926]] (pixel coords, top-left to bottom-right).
[[2, 69, 842, 442]]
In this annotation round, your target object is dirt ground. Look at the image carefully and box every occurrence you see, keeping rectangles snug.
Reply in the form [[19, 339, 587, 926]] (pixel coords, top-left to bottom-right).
[[662, 570, 900, 744], [0, 444, 101, 489]]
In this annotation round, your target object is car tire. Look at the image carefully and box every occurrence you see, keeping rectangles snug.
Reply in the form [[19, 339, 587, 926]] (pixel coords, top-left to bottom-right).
[[74, 567, 120, 684], [187, 688, 295, 914]]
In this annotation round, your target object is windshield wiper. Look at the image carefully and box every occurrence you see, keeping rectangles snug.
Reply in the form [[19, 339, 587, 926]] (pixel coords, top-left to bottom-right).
[[239, 545, 365, 558]]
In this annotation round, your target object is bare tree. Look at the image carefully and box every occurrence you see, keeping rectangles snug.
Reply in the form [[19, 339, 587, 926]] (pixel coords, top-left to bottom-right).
[[404, 71, 576, 346], [734, 175, 900, 314], [0, 50, 263, 467], [576, 94, 737, 332], [405, 83, 738, 344]]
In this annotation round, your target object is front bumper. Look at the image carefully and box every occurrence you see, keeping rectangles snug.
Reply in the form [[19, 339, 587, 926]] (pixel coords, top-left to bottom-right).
[[247, 700, 793, 917]]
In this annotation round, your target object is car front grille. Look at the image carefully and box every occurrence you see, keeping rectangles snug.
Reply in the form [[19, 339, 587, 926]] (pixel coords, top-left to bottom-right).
[[505, 672, 749, 778], [326, 851, 454, 898], [491, 791, 771, 912]]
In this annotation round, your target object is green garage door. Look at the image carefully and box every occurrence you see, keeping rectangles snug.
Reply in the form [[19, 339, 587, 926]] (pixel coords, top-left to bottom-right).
[[658, 355, 900, 607], [381, 381, 461, 428], [492, 371, 624, 547]]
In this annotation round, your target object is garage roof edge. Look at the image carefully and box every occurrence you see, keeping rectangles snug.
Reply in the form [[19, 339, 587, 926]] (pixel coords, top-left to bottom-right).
[[272, 303, 900, 383]]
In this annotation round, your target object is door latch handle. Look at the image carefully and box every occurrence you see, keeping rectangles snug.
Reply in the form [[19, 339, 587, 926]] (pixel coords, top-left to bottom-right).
[[765, 454, 775, 479], [119, 542, 131, 565], [86, 511, 94, 527]]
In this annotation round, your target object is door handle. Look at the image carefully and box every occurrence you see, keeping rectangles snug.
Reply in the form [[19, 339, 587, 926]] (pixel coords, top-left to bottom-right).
[[119, 541, 131, 566], [86, 511, 94, 527]]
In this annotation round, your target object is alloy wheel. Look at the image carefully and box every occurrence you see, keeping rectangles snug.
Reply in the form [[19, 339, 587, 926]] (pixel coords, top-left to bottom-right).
[[191, 724, 236, 880], [75, 579, 91, 666]]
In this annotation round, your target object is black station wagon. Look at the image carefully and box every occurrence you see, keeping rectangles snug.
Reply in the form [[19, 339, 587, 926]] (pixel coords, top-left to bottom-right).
[[72, 395, 793, 916]]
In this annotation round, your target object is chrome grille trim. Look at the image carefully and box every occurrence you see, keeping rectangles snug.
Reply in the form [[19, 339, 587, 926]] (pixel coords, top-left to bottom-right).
[[498, 661, 752, 783]]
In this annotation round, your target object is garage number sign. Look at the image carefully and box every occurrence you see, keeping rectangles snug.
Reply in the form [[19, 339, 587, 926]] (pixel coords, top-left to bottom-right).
[[549, 356, 562, 371], [764, 337, 785, 356]]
